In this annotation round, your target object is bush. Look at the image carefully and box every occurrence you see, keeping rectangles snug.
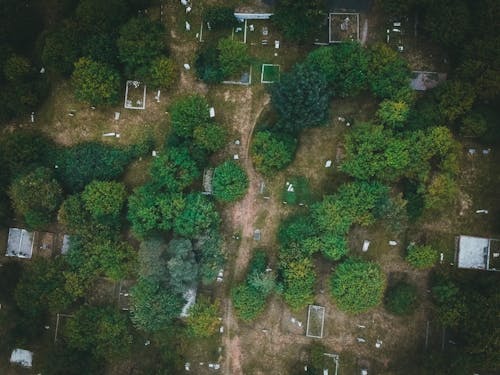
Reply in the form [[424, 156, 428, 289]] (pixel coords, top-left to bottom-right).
[[251, 131, 297, 175], [385, 281, 419, 315], [305, 43, 369, 97], [282, 258, 316, 311], [148, 57, 177, 89], [330, 258, 386, 314], [195, 45, 224, 84], [169, 95, 210, 137], [217, 38, 249, 78], [460, 112, 488, 138], [55, 142, 133, 192], [231, 284, 267, 321], [271, 63, 329, 134], [173, 193, 219, 237], [406, 244, 439, 269], [213, 161, 248, 202], [186, 299, 220, 337], [72, 57, 121, 106], [81, 181, 127, 222], [8, 167, 62, 229], [204, 6, 238, 30]]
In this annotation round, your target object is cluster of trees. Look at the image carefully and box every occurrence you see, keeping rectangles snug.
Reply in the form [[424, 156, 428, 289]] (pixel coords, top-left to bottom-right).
[[427, 270, 500, 372], [41, 0, 175, 106], [232, 250, 276, 321], [194, 6, 249, 84]]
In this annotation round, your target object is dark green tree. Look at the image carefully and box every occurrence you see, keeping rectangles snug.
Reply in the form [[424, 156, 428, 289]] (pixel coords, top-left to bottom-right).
[[173, 193, 219, 237], [169, 95, 211, 137], [212, 161, 249, 203], [305, 43, 369, 97], [117, 17, 165, 77], [64, 305, 132, 358], [272, 0, 326, 43], [271, 63, 329, 133], [130, 277, 183, 332], [385, 280, 419, 315], [42, 21, 81, 75], [204, 6, 238, 30]]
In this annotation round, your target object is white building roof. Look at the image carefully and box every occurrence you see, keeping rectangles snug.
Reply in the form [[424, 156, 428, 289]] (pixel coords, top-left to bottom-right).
[[10, 348, 33, 367], [458, 235, 489, 270], [6, 228, 34, 259]]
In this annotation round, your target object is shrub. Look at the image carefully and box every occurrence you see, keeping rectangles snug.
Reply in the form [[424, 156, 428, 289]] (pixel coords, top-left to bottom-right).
[[406, 244, 439, 269], [282, 258, 316, 311], [186, 299, 220, 338], [385, 280, 419, 315], [193, 124, 227, 152], [251, 131, 297, 175], [148, 57, 177, 89], [330, 258, 386, 314], [169, 95, 210, 137], [213, 161, 248, 202], [8, 167, 62, 229], [217, 38, 249, 78], [71, 57, 121, 106], [204, 6, 238, 30], [231, 284, 267, 321]]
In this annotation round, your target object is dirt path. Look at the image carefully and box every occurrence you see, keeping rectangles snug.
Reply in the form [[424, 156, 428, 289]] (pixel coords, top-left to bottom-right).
[[220, 89, 270, 375]]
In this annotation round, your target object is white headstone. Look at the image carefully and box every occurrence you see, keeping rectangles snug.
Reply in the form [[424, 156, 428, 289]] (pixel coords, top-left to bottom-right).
[[114, 112, 120, 120], [209, 107, 215, 118], [184, 63, 191, 70], [325, 160, 332, 168], [362, 240, 370, 252], [185, 21, 191, 31]]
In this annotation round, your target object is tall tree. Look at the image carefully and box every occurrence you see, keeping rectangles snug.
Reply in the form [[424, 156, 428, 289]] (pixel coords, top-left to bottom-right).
[[71, 57, 121, 106], [9, 167, 62, 229], [271, 63, 329, 133]]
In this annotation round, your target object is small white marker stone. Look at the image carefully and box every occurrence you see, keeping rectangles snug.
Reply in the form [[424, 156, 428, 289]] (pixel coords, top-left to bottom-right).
[[209, 107, 215, 118], [325, 160, 332, 168], [183, 63, 190, 70]]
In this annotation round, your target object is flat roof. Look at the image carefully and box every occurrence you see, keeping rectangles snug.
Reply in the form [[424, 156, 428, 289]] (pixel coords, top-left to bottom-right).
[[458, 235, 489, 270], [6, 228, 34, 259], [10, 348, 33, 367]]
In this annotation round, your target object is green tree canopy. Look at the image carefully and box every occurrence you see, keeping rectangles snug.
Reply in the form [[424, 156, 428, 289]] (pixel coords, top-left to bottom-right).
[[71, 57, 121, 106], [130, 277, 183, 332], [166, 238, 198, 294], [367, 43, 410, 99], [193, 123, 227, 152], [271, 63, 329, 134], [173, 193, 219, 237], [203, 6, 238, 30], [76, 0, 130, 34], [312, 181, 389, 236], [282, 257, 316, 311], [81, 180, 127, 222], [272, 0, 325, 43], [150, 147, 200, 191], [217, 38, 249, 78], [117, 17, 165, 77], [194, 229, 225, 285], [169, 95, 211, 137], [385, 280, 419, 316], [212, 161, 249, 203], [55, 142, 135, 192], [376, 100, 410, 129], [3, 53, 32, 82], [9, 167, 62, 229], [406, 244, 439, 269], [305, 43, 369, 97], [127, 186, 186, 238], [185, 298, 220, 337], [330, 258, 386, 314], [251, 131, 297, 175], [64, 305, 132, 358], [433, 80, 476, 124], [148, 57, 177, 89], [42, 21, 81, 75]]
